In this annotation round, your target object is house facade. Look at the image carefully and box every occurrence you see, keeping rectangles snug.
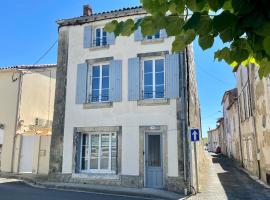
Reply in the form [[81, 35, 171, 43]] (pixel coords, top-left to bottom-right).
[[0, 65, 56, 174], [49, 5, 202, 192], [221, 89, 241, 161], [207, 128, 220, 152]]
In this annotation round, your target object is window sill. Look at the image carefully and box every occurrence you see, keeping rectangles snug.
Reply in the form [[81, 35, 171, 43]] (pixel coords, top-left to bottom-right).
[[72, 173, 119, 180], [141, 38, 164, 45], [83, 102, 113, 109], [89, 45, 110, 50], [137, 98, 170, 106]]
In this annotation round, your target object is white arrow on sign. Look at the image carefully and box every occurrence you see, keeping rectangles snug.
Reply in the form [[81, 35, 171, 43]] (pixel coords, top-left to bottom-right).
[[192, 130, 199, 140]]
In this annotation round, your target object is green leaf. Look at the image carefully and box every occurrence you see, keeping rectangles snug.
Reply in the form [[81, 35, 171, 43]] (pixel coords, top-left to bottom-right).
[[207, 0, 225, 12], [165, 17, 184, 36], [199, 34, 214, 50], [214, 47, 231, 63], [263, 37, 270, 56], [196, 15, 212, 35], [219, 28, 234, 43], [258, 58, 270, 78], [121, 19, 135, 36], [222, 0, 234, 12], [169, 0, 185, 14], [114, 21, 124, 36], [254, 22, 270, 36], [183, 29, 196, 45], [141, 16, 158, 36], [183, 12, 201, 30], [185, 0, 198, 11], [172, 35, 186, 52], [213, 11, 237, 32], [104, 20, 118, 32]]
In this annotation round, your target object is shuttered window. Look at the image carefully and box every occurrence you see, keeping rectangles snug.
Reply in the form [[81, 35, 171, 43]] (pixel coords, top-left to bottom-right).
[[128, 53, 180, 101], [76, 60, 122, 104], [83, 25, 115, 48]]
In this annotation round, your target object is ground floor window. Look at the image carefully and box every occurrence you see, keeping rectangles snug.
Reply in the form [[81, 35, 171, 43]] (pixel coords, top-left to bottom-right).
[[81, 132, 117, 173]]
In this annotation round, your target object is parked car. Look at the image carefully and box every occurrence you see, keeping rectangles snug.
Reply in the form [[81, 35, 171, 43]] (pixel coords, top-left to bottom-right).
[[215, 146, 221, 154]]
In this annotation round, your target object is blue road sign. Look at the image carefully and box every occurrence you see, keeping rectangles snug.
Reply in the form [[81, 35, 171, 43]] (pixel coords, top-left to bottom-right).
[[191, 128, 200, 142]]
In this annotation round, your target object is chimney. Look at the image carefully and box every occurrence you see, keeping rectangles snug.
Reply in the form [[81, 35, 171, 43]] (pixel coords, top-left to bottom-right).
[[83, 4, 92, 16]]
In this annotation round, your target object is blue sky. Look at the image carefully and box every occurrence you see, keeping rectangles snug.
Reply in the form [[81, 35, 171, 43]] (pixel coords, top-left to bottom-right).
[[0, 0, 236, 137]]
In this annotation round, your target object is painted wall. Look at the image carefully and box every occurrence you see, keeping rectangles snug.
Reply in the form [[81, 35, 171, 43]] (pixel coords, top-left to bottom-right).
[[250, 65, 270, 184], [61, 15, 179, 177], [0, 70, 20, 172], [13, 135, 51, 174], [236, 66, 258, 177], [19, 68, 56, 131]]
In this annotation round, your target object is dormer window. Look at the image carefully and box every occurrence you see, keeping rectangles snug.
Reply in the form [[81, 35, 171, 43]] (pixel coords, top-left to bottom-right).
[[94, 28, 107, 47]]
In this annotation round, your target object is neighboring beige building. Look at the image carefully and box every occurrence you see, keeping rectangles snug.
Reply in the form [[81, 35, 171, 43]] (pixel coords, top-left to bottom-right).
[[0, 65, 56, 174], [219, 64, 270, 185], [246, 64, 270, 185], [221, 89, 241, 161], [207, 128, 220, 152]]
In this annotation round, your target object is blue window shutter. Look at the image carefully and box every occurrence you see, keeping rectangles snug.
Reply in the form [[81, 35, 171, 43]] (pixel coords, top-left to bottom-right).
[[83, 25, 92, 48], [109, 60, 122, 102], [165, 54, 180, 99], [107, 32, 116, 45], [76, 63, 88, 104], [160, 29, 168, 38], [75, 133, 81, 173], [128, 57, 140, 101], [134, 18, 143, 41]]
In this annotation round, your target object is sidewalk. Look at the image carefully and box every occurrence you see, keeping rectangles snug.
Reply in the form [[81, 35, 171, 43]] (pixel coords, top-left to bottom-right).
[[26, 181, 185, 200]]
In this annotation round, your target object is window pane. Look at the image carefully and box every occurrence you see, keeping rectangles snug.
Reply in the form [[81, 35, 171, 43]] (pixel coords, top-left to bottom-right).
[[144, 60, 153, 73], [92, 66, 100, 77], [102, 77, 109, 89], [156, 85, 164, 98], [96, 29, 101, 37], [148, 135, 161, 167], [81, 134, 89, 170], [144, 73, 153, 86], [90, 135, 99, 169], [111, 133, 117, 172], [101, 89, 109, 101], [100, 134, 109, 170], [91, 90, 99, 102], [154, 31, 160, 39], [144, 86, 153, 99], [155, 72, 164, 85], [147, 35, 153, 40], [102, 65, 109, 76], [155, 59, 164, 72], [92, 77, 100, 89]]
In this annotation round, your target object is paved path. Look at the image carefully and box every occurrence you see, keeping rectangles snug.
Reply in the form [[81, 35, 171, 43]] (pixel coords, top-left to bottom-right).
[[0, 179, 156, 200], [188, 152, 270, 200]]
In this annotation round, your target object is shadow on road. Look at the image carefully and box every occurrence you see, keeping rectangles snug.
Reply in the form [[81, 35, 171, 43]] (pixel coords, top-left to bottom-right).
[[210, 154, 270, 200]]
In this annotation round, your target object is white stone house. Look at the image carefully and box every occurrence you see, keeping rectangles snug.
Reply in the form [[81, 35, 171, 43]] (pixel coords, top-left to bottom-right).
[[49, 5, 201, 193]]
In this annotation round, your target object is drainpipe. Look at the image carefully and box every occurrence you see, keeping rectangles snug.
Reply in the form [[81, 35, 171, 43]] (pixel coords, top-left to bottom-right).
[[236, 97, 244, 167], [247, 65, 261, 179], [11, 71, 23, 173]]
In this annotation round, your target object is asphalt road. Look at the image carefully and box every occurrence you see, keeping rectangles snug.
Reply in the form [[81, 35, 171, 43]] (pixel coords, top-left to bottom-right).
[[0, 180, 156, 200]]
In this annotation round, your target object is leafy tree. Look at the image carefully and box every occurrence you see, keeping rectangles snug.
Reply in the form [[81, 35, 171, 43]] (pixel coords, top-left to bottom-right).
[[105, 0, 270, 78]]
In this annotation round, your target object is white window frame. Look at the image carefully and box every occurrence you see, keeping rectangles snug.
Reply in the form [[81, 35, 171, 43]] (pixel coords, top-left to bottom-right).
[[80, 132, 116, 174], [88, 63, 110, 103], [94, 27, 107, 47], [141, 56, 165, 100]]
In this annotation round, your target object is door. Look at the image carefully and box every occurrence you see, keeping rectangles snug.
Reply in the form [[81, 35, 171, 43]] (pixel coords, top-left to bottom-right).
[[145, 133, 163, 188], [19, 136, 35, 173]]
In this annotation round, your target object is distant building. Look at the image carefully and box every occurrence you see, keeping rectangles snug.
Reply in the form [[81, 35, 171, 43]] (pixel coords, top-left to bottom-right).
[[0, 64, 56, 174], [219, 64, 270, 186], [208, 128, 220, 152]]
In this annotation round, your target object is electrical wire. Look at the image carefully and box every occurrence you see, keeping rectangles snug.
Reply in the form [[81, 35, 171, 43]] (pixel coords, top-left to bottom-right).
[[33, 40, 58, 65]]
